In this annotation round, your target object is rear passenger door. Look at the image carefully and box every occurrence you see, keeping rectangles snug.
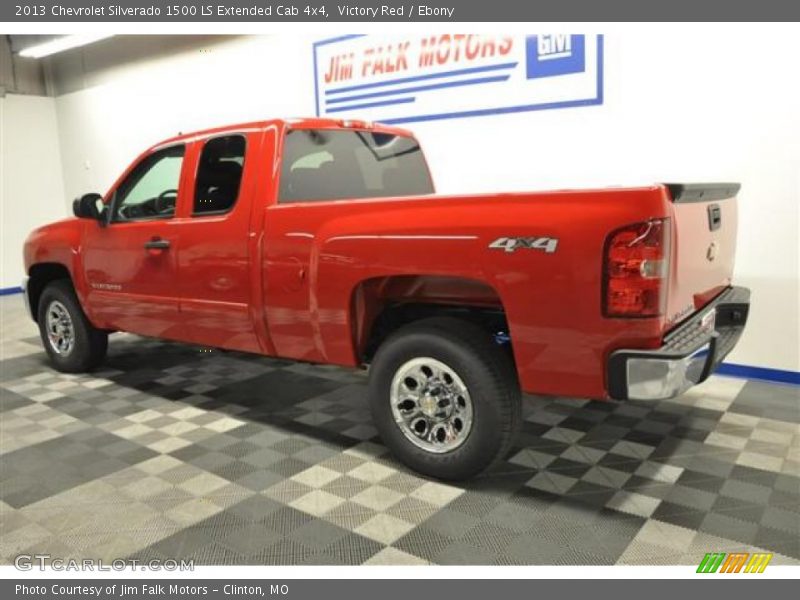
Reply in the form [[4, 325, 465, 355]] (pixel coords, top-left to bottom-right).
[[175, 133, 262, 352]]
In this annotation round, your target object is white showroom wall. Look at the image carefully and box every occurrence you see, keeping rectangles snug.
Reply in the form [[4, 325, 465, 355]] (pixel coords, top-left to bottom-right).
[[49, 28, 799, 373], [0, 93, 67, 290]]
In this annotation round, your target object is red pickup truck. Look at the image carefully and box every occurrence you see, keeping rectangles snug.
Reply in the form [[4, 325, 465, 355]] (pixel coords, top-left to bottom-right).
[[23, 118, 750, 479]]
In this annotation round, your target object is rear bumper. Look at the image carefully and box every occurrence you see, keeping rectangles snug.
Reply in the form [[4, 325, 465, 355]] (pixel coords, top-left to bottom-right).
[[608, 286, 750, 400]]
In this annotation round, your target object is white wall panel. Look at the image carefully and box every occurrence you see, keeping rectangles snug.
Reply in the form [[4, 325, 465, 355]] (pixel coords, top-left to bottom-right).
[[0, 94, 66, 290]]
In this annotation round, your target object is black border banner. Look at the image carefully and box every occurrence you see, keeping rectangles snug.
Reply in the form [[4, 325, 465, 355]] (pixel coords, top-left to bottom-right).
[[4, 579, 799, 599], [4, 0, 800, 22]]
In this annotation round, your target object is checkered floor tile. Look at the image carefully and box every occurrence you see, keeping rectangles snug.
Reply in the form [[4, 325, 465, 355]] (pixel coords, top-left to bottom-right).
[[1, 295, 798, 565]]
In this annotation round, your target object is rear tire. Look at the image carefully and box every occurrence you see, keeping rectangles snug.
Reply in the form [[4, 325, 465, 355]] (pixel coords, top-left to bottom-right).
[[37, 280, 108, 373], [368, 317, 521, 480]]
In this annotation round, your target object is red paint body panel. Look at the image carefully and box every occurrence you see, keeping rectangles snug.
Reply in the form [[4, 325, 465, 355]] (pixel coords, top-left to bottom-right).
[[261, 188, 673, 398], [23, 118, 739, 400]]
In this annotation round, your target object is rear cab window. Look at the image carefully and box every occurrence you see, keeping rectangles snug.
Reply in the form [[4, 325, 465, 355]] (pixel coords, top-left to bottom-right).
[[278, 129, 433, 203]]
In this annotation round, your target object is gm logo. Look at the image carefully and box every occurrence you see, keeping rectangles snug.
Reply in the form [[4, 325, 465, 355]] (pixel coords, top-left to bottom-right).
[[696, 552, 773, 574], [526, 35, 586, 79]]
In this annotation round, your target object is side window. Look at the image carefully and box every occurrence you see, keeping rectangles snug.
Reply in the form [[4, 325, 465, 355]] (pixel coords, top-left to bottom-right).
[[278, 129, 433, 203], [193, 135, 246, 215], [113, 145, 185, 222]]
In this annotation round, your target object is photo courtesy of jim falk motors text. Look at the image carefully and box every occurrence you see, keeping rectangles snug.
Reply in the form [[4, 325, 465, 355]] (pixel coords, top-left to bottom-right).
[[15, 583, 288, 597]]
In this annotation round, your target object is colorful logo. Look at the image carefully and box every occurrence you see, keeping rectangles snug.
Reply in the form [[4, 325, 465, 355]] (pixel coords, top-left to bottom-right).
[[697, 552, 773, 573]]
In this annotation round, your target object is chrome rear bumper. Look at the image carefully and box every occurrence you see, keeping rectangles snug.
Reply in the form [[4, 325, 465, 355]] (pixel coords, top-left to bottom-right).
[[607, 286, 750, 400]]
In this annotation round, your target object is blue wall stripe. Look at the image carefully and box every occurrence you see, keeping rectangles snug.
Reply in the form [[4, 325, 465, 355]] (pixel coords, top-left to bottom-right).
[[716, 363, 800, 386], [327, 96, 415, 114], [326, 74, 510, 106], [0, 286, 23, 296], [325, 61, 518, 96]]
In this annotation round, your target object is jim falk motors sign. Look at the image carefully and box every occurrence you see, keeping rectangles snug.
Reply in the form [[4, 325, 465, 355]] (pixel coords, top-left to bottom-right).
[[313, 34, 604, 124]]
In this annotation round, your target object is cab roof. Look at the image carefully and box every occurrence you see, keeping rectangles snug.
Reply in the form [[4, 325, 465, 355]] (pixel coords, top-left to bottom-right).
[[154, 117, 415, 148]]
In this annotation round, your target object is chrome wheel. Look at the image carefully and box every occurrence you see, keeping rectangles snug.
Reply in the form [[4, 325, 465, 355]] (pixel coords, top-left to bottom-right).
[[45, 300, 75, 356], [390, 357, 474, 454]]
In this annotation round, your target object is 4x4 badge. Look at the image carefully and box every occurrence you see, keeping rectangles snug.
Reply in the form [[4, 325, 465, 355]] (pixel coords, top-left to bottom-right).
[[489, 237, 559, 254]]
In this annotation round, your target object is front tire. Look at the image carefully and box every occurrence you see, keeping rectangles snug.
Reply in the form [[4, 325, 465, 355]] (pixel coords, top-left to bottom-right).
[[368, 317, 521, 480], [37, 280, 108, 373]]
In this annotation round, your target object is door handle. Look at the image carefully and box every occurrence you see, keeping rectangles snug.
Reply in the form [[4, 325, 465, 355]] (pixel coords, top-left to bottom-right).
[[144, 238, 170, 250]]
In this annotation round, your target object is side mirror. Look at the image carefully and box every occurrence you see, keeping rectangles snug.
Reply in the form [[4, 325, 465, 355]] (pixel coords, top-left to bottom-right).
[[72, 193, 105, 223]]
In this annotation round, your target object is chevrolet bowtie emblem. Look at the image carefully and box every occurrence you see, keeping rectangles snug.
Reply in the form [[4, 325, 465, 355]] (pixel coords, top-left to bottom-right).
[[706, 241, 719, 262]]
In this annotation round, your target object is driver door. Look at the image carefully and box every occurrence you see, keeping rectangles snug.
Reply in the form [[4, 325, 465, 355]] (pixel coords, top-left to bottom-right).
[[82, 144, 188, 339]]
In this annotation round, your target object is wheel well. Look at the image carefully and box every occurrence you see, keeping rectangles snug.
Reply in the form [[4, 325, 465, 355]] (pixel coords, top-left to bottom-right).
[[27, 263, 72, 322], [351, 275, 512, 364]]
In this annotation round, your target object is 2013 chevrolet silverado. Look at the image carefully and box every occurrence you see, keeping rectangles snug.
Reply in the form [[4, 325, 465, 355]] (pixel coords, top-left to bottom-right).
[[22, 118, 750, 479]]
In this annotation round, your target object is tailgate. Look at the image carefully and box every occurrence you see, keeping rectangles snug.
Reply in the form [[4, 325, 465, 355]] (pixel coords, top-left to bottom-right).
[[664, 183, 739, 329]]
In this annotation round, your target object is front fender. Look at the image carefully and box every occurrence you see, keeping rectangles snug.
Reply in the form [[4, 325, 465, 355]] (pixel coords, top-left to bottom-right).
[[24, 218, 90, 312]]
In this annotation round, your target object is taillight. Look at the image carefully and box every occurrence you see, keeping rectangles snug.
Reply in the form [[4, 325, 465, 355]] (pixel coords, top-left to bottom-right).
[[603, 219, 671, 317]]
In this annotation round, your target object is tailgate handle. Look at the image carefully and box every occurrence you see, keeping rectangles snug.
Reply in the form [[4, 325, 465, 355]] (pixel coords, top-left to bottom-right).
[[707, 204, 722, 231]]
